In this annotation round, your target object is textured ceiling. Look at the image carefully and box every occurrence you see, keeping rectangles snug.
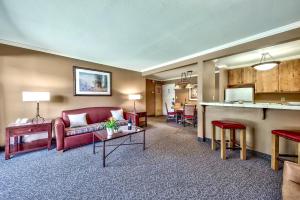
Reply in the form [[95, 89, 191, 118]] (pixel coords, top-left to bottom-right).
[[1, 0, 300, 72]]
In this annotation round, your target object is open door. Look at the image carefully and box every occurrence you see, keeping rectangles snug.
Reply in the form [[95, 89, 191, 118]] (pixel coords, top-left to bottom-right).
[[162, 84, 175, 115]]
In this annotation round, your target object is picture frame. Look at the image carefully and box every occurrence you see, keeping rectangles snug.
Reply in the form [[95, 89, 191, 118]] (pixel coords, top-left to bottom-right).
[[189, 84, 198, 100], [73, 66, 112, 96]]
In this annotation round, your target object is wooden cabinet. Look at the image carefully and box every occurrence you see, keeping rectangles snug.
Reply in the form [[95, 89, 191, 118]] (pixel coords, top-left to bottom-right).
[[228, 67, 255, 86], [228, 68, 242, 86], [279, 60, 300, 92], [227, 59, 300, 93], [242, 67, 255, 84], [255, 66, 279, 93]]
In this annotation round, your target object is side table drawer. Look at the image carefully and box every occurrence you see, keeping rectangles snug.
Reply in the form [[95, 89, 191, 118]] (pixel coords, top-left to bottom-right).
[[9, 126, 50, 136]]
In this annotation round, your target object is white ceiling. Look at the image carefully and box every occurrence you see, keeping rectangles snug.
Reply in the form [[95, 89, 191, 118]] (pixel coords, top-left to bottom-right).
[[215, 39, 300, 69], [1, 0, 300, 72], [147, 64, 199, 81]]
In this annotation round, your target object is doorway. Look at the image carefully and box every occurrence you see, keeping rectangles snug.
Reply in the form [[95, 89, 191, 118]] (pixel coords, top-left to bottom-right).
[[162, 83, 175, 115]]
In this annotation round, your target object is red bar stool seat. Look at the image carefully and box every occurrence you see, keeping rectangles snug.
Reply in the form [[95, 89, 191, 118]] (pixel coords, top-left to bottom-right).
[[271, 130, 300, 171], [211, 120, 247, 160], [212, 120, 246, 129]]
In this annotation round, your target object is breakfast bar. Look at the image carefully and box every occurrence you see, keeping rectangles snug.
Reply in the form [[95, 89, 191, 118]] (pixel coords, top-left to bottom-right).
[[199, 102, 300, 157]]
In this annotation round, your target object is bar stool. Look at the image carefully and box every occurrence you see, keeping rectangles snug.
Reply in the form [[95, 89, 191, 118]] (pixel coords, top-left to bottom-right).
[[271, 130, 300, 171], [211, 120, 247, 160]]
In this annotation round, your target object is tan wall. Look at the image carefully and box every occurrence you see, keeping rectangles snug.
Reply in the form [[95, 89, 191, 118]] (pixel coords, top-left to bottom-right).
[[0, 44, 146, 146]]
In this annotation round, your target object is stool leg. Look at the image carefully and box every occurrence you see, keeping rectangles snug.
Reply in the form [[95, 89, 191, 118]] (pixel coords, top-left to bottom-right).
[[240, 129, 246, 160], [211, 125, 216, 150], [298, 143, 300, 165], [221, 128, 226, 160], [271, 135, 279, 171], [230, 129, 236, 151]]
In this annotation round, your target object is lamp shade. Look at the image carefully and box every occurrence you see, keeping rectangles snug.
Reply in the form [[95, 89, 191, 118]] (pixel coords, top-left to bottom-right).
[[252, 61, 280, 71], [185, 83, 193, 89], [128, 94, 141, 100], [22, 91, 50, 102]]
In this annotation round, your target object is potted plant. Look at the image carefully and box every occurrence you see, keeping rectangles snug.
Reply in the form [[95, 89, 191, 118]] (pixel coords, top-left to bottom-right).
[[105, 118, 119, 137]]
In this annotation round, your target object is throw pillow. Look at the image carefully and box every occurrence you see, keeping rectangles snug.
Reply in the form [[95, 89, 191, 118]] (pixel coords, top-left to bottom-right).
[[111, 109, 124, 121], [68, 113, 88, 128]]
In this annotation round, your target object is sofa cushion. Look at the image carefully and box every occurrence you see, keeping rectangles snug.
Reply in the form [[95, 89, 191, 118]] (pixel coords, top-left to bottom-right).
[[65, 120, 128, 136], [65, 122, 105, 136], [116, 119, 128, 127]]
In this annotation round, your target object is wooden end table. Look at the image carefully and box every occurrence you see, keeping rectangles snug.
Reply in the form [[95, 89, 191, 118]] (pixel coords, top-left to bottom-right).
[[93, 126, 146, 167], [5, 120, 52, 160], [125, 111, 147, 127]]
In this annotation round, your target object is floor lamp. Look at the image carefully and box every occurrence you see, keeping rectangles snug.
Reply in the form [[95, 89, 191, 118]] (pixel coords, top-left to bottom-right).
[[128, 94, 141, 127]]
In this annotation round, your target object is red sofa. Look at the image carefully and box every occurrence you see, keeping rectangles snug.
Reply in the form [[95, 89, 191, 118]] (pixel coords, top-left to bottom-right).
[[55, 107, 127, 151]]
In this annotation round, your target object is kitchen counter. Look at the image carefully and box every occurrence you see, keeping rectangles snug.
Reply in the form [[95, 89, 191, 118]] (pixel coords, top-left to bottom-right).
[[200, 102, 300, 111]]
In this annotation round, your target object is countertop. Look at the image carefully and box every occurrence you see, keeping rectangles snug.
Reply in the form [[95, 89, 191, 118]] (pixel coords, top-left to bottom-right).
[[200, 102, 300, 111]]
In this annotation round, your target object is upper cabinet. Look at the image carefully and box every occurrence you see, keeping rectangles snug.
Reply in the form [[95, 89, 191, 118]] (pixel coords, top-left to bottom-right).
[[228, 67, 255, 86], [242, 67, 255, 84], [228, 68, 242, 86], [255, 66, 279, 93], [227, 59, 300, 93], [279, 60, 300, 92]]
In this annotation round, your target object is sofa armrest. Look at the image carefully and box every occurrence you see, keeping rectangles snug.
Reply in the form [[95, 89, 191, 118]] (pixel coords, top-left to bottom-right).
[[54, 117, 65, 151], [284, 161, 300, 184], [282, 161, 300, 200]]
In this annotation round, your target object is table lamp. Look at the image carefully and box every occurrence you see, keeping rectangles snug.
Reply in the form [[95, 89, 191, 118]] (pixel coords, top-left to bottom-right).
[[22, 91, 50, 123], [128, 94, 141, 114]]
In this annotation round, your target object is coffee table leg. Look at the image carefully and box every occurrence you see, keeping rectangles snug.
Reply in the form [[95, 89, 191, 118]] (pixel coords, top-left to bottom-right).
[[93, 133, 95, 154], [143, 131, 145, 150], [103, 141, 106, 167]]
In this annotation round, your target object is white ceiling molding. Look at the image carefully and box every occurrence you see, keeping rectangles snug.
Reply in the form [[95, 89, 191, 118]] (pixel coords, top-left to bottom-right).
[[141, 21, 300, 72]]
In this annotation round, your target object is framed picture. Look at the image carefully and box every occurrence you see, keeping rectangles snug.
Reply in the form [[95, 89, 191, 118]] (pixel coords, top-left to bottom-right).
[[189, 84, 198, 100], [73, 66, 112, 96]]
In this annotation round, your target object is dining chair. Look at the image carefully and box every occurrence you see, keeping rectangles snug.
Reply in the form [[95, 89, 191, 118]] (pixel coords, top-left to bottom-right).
[[182, 104, 197, 127], [165, 102, 176, 122]]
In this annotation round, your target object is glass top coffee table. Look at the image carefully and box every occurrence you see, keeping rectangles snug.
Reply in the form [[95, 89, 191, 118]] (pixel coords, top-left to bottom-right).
[[93, 126, 146, 167]]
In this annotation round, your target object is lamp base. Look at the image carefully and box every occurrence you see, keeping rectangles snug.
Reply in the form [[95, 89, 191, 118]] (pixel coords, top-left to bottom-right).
[[32, 115, 45, 123]]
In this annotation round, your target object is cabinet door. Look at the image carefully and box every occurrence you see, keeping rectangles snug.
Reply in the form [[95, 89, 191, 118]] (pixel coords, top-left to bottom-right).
[[255, 66, 279, 93], [228, 68, 242, 86], [293, 60, 300, 91], [242, 67, 255, 84], [279, 59, 300, 92]]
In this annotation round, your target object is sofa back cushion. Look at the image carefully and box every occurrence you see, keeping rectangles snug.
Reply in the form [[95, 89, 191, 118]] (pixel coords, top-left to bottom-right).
[[62, 107, 122, 127]]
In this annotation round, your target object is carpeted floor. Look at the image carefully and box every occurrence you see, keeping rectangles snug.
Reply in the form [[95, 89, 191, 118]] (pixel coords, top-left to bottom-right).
[[0, 117, 282, 200]]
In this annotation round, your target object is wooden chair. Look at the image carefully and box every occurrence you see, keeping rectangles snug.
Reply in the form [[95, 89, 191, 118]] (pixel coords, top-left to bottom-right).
[[165, 102, 176, 122], [182, 104, 197, 127]]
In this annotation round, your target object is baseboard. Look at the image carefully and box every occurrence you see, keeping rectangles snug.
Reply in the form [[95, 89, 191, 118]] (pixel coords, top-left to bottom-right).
[[197, 137, 271, 160], [0, 146, 4, 152], [197, 137, 207, 142]]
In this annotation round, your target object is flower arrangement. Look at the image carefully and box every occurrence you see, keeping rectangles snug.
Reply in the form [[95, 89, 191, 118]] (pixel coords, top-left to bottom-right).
[[105, 118, 119, 136]]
